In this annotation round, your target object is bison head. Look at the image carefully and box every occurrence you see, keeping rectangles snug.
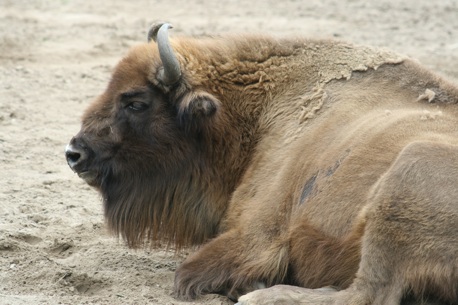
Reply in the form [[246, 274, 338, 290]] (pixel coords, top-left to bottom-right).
[[65, 23, 227, 248]]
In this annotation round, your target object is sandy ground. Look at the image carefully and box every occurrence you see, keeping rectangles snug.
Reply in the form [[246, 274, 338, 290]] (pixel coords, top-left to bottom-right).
[[1, 0, 457, 304]]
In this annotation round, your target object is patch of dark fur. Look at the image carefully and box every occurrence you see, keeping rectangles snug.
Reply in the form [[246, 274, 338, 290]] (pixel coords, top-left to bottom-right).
[[299, 173, 318, 205]]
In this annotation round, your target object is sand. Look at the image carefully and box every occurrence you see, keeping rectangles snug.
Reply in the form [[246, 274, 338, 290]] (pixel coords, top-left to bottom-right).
[[1, 0, 457, 304]]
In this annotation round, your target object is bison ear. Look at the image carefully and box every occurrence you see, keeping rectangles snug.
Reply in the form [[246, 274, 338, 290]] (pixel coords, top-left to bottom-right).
[[177, 91, 221, 132]]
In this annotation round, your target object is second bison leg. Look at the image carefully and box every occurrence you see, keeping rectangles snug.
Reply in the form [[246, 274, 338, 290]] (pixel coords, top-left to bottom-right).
[[337, 142, 458, 305], [238, 141, 458, 305]]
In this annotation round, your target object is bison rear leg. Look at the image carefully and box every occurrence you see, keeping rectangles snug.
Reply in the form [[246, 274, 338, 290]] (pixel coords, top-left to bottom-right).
[[238, 141, 458, 305], [337, 141, 458, 305]]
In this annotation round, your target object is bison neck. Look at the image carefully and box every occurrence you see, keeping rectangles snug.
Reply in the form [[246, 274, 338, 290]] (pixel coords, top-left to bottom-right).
[[177, 36, 405, 147]]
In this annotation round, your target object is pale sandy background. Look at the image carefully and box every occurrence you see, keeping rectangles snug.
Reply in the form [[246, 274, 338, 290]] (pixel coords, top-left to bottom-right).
[[1, 0, 457, 304]]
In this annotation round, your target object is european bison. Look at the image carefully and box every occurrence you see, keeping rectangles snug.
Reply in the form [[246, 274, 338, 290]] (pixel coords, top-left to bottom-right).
[[66, 23, 458, 304]]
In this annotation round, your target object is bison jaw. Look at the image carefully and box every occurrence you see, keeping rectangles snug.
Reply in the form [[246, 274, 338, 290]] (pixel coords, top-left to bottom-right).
[[76, 171, 98, 185]]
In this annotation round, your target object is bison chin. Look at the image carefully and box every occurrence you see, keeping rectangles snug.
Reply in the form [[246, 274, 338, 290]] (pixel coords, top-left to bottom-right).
[[77, 171, 99, 186]]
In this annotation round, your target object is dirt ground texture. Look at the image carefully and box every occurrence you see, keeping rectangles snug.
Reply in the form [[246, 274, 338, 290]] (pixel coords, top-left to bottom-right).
[[0, 0, 457, 304]]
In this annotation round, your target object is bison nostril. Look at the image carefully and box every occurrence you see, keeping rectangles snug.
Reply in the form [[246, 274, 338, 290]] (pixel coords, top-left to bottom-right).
[[65, 144, 87, 170], [66, 151, 81, 163]]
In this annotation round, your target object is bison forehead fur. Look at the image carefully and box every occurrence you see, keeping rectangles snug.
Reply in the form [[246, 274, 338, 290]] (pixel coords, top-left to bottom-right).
[[66, 26, 458, 305]]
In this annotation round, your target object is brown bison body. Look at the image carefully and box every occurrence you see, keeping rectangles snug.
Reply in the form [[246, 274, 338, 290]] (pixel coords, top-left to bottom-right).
[[66, 24, 458, 304]]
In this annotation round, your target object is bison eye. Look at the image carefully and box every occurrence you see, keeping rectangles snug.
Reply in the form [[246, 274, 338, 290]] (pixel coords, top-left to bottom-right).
[[126, 101, 148, 112]]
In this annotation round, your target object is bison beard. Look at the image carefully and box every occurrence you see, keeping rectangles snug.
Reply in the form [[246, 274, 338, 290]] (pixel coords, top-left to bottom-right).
[[94, 118, 228, 249], [66, 23, 458, 305], [101, 157, 224, 249]]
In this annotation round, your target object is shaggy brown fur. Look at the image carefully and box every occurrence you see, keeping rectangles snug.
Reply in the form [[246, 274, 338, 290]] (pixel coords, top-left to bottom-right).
[[67, 31, 458, 305]]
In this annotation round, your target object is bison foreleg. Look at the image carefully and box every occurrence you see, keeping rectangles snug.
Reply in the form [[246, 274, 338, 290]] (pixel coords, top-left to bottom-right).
[[174, 230, 266, 301]]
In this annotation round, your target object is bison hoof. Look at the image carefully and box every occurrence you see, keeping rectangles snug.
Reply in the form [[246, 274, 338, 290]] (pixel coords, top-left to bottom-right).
[[237, 285, 338, 305]]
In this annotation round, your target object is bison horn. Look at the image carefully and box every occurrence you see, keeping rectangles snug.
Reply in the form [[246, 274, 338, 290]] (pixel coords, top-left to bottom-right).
[[147, 23, 181, 86]]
